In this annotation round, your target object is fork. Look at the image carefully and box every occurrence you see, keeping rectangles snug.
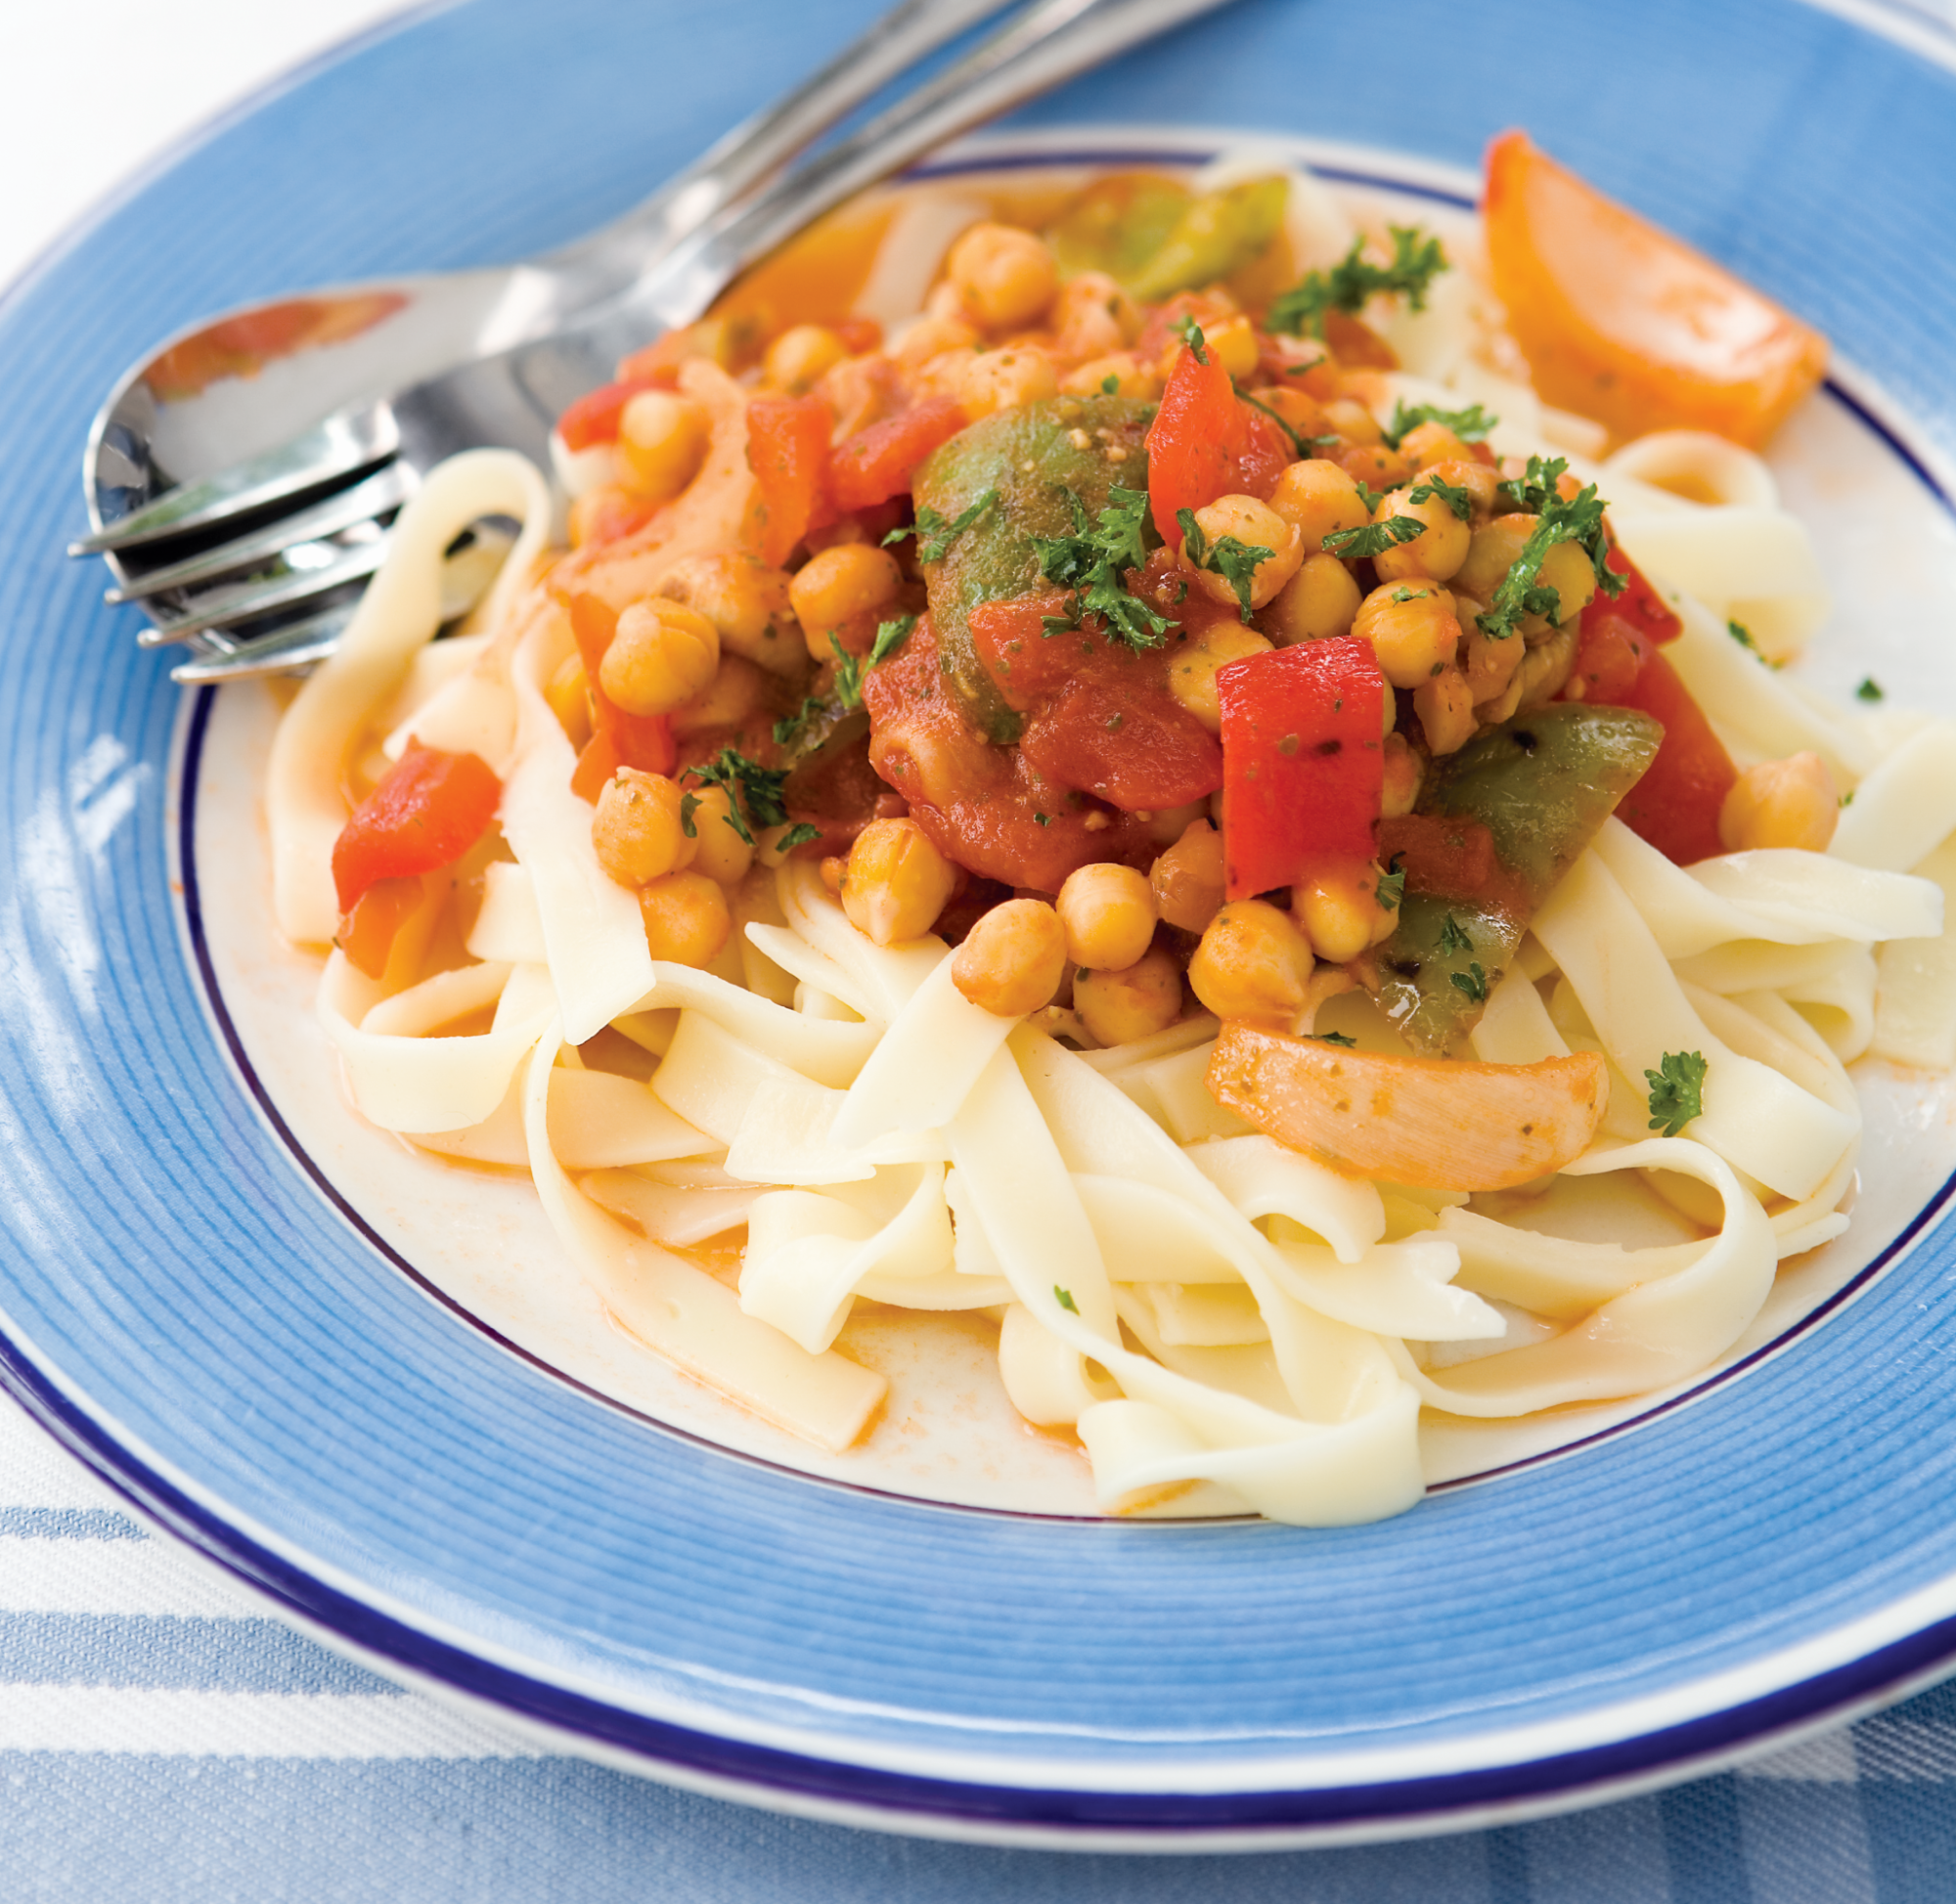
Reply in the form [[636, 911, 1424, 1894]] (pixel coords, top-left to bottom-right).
[[74, 0, 1232, 686]]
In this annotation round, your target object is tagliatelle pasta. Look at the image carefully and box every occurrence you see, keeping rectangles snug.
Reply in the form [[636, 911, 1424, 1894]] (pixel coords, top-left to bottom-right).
[[259, 145, 1956, 1527]]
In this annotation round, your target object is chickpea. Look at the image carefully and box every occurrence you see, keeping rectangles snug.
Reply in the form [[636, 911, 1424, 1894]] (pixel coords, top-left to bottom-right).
[[1151, 819, 1226, 932], [952, 899, 1068, 1018], [763, 324, 848, 392], [1059, 351, 1161, 400], [946, 221, 1059, 332], [1413, 665, 1477, 756], [1337, 441, 1414, 490], [639, 870, 731, 968], [1381, 732, 1422, 818], [1188, 900, 1314, 1023], [1513, 623, 1578, 711], [658, 552, 805, 677], [1267, 460, 1370, 554], [1460, 621, 1526, 707], [893, 314, 980, 368], [1398, 420, 1473, 469], [1425, 457, 1500, 516], [545, 651, 592, 749], [1052, 271, 1138, 359], [842, 818, 957, 945], [1719, 752, 1839, 853], [1320, 397, 1382, 446], [682, 783, 756, 885], [960, 346, 1059, 419], [1074, 948, 1183, 1045], [616, 391, 710, 502], [1056, 863, 1158, 970], [1295, 863, 1389, 963], [789, 544, 904, 659], [592, 769, 692, 888], [1452, 512, 1537, 604], [1168, 621, 1273, 733], [1372, 483, 1472, 584], [1262, 553, 1361, 645], [1181, 495, 1304, 613], [1144, 798, 1209, 846], [670, 654, 769, 735], [1255, 385, 1328, 440], [1352, 582, 1460, 689], [1533, 540, 1598, 628], [600, 599, 720, 715], [1204, 313, 1260, 379]]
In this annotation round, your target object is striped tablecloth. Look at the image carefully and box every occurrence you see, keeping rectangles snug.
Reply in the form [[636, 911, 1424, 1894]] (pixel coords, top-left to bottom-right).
[[7, 1394, 1956, 1902]]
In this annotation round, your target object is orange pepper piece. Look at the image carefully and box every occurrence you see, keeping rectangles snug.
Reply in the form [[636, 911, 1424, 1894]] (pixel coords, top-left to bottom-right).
[[1482, 131, 1827, 449]]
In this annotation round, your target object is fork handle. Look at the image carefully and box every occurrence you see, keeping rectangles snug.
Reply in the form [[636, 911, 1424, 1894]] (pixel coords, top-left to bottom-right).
[[545, 0, 1016, 303], [618, 0, 1240, 334]]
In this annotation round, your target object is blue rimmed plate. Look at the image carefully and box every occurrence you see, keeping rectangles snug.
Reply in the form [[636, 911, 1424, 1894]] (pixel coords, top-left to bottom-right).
[[7, 0, 1956, 1847]]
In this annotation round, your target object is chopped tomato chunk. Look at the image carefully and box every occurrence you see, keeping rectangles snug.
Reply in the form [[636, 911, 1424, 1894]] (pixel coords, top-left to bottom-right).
[[1146, 342, 1286, 551], [1604, 651, 1738, 865], [331, 742, 501, 917], [1564, 544, 1682, 703], [1483, 131, 1827, 447], [556, 376, 670, 453], [1216, 638, 1386, 901], [829, 397, 967, 512], [747, 393, 835, 564]]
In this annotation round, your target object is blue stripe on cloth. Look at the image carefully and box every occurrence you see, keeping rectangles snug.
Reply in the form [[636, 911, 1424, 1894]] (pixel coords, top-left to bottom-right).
[[0, 1614, 400, 1695], [1733, 1785, 1878, 1904], [1659, 1777, 1752, 1903], [0, 1507, 145, 1539], [1498, 1793, 1672, 1902]]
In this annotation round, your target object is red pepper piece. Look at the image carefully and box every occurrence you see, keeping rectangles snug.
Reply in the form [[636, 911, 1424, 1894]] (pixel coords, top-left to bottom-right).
[[1146, 344, 1286, 551], [834, 317, 883, 355], [556, 376, 672, 453], [1607, 650, 1737, 864], [746, 394, 835, 565], [1566, 543, 1682, 702], [1375, 814, 1499, 904], [566, 593, 677, 779], [331, 742, 501, 916], [1217, 638, 1386, 901], [829, 397, 967, 512]]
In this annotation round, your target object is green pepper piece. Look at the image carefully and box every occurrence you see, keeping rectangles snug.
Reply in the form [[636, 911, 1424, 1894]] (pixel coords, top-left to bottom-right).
[[1124, 178, 1290, 303], [1374, 704, 1662, 1054], [911, 396, 1153, 745], [1046, 175, 1193, 286]]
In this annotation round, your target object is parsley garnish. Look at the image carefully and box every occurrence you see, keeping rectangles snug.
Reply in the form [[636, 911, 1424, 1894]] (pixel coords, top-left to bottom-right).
[[1311, 1031, 1358, 1047], [1171, 313, 1209, 365], [1177, 509, 1272, 622], [1382, 398, 1496, 449], [772, 696, 824, 747], [776, 822, 822, 852], [1323, 514, 1425, 560], [1439, 913, 1472, 955], [884, 488, 999, 564], [1645, 1049, 1709, 1136], [1857, 677, 1885, 702], [1448, 962, 1491, 1004], [1407, 472, 1473, 522], [1030, 485, 1173, 650], [1053, 1285, 1079, 1313], [1100, 373, 1121, 394], [1267, 224, 1447, 339], [870, 612, 915, 666], [1475, 456, 1623, 642], [829, 634, 864, 710], [1727, 617, 1761, 655], [681, 747, 792, 846], [1375, 864, 1405, 911]]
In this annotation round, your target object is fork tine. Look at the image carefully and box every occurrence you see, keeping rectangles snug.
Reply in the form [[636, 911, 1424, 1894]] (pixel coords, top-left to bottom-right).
[[169, 607, 356, 685], [104, 462, 418, 602], [70, 400, 398, 555], [135, 537, 389, 644]]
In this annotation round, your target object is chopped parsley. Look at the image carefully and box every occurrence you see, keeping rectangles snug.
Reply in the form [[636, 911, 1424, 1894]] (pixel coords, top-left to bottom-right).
[[1311, 1030, 1358, 1047], [1382, 398, 1496, 449], [1448, 961, 1492, 1004], [1475, 455, 1623, 642], [1171, 313, 1209, 365], [772, 696, 824, 748], [1407, 472, 1473, 522], [1323, 514, 1425, 560], [1100, 373, 1121, 394], [1645, 1049, 1709, 1136], [1053, 1285, 1079, 1313], [870, 611, 915, 666], [1267, 224, 1447, 339], [884, 488, 998, 564], [776, 822, 822, 852], [829, 634, 864, 709], [1438, 912, 1473, 955], [680, 747, 792, 846], [1375, 863, 1406, 911], [1177, 509, 1273, 622], [1857, 677, 1885, 702], [1727, 617, 1761, 655], [1031, 484, 1174, 650]]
